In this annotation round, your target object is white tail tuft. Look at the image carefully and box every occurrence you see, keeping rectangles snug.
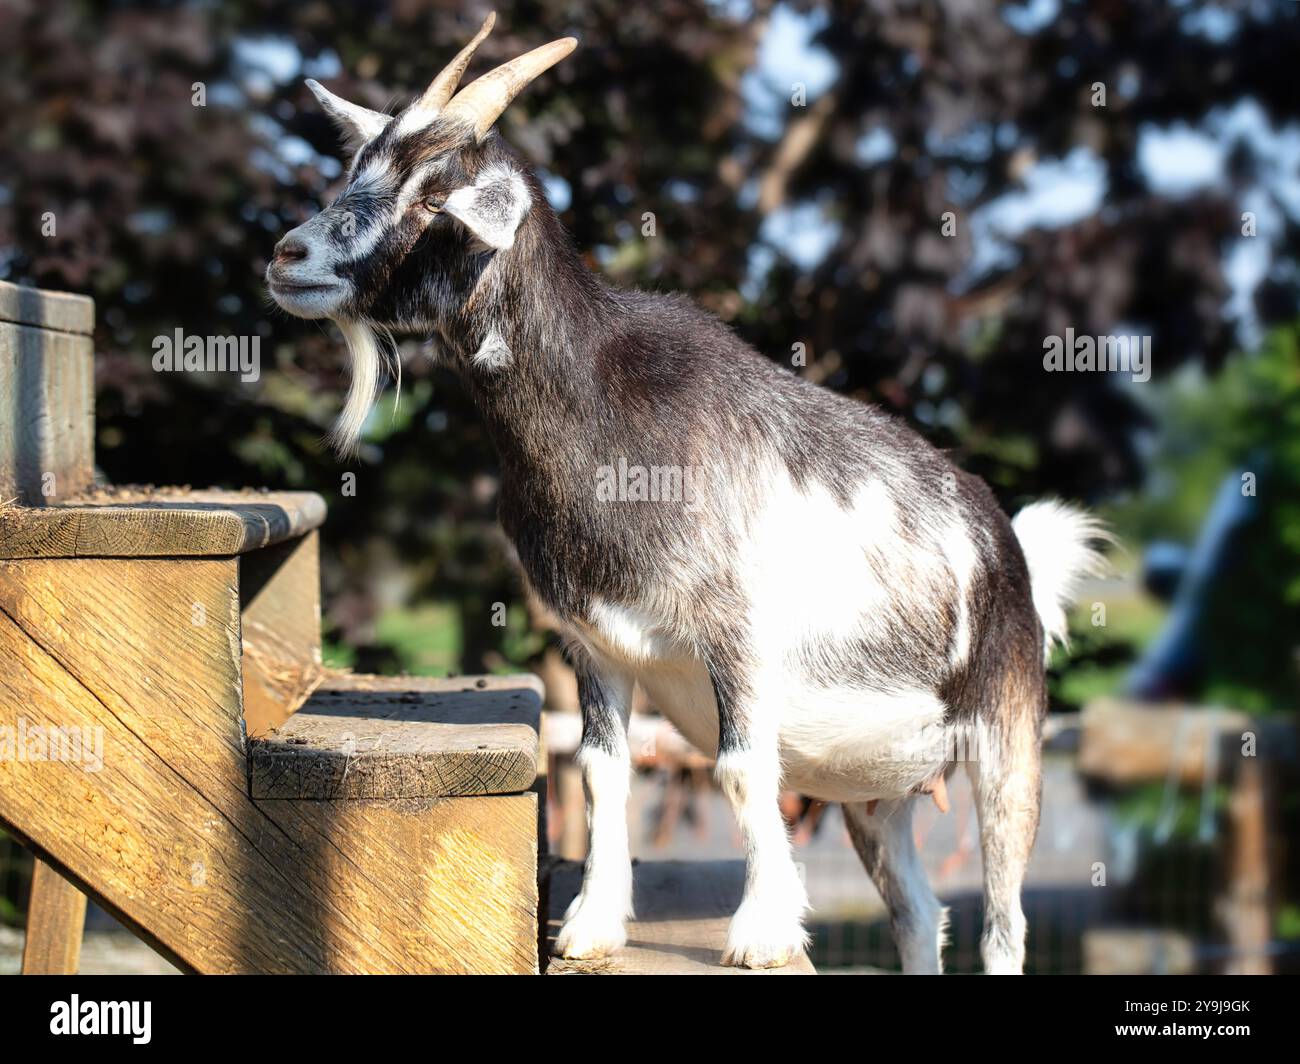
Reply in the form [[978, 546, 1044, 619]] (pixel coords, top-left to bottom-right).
[[1011, 500, 1111, 658]]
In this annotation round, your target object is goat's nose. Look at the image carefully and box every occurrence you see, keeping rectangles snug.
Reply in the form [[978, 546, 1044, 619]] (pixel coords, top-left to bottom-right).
[[272, 236, 309, 265]]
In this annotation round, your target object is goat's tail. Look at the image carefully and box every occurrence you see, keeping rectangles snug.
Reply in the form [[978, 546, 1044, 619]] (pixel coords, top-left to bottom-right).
[[1011, 499, 1111, 659]]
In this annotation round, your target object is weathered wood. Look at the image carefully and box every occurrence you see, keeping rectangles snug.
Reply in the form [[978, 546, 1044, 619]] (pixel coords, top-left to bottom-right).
[[20, 858, 87, 975], [1077, 698, 1252, 786], [1, 321, 94, 504], [257, 792, 540, 974], [546, 860, 816, 974], [0, 557, 540, 973], [1082, 928, 1197, 975], [0, 279, 95, 335], [1222, 757, 1273, 975], [0, 485, 326, 559], [249, 672, 543, 798], [240, 532, 324, 737]]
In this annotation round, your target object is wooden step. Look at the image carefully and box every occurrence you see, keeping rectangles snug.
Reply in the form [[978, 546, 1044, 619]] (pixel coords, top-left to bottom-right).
[[546, 859, 817, 975], [249, 674, 541, 800], [0, 485, 326, 559], [248, 672, 546, 974], [2, 521, 325, 738], [1, 507, 545, 970], [1, 660, 545, 972]]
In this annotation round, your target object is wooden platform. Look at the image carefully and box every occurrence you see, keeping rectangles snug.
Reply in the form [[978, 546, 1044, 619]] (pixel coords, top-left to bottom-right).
[[546, 859, 816, 975]]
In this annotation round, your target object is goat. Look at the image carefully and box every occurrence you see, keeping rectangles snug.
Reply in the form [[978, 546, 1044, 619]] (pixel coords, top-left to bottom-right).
[[266, 13, 1107, 973]]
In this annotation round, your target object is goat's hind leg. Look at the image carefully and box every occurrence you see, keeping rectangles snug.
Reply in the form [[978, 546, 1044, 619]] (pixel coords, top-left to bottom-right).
[[555, 656, 635, 960], [968, 695, 1042, 975], [843, 797, 948, 974]]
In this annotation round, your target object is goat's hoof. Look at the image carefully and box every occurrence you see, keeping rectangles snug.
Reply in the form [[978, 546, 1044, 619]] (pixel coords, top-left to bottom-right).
[[721, 944, 795, 969], [721, 911, 808, 969], [554, 907, 628, 960]]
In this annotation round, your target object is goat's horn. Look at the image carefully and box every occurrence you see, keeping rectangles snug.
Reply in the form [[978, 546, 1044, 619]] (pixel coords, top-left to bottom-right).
[[441, 35, 577, 140], [417, 12, 497, 114]]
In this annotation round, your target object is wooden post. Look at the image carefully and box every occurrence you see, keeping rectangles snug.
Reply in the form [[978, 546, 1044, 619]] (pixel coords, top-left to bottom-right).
[[0, 280, 95, 504], [21, 858, 87, 974], [1222, 757, 1273, 975]]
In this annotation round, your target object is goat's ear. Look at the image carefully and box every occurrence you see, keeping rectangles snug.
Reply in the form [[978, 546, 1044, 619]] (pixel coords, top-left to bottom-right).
[[305, 79, 390, 150], [443, 164, 532, 251]]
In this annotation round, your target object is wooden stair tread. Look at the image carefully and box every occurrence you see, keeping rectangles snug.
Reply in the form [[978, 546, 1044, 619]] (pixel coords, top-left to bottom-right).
[[248, 673, 544, 800], [546, 859, 817, 975], [0, 485, 326, 558]]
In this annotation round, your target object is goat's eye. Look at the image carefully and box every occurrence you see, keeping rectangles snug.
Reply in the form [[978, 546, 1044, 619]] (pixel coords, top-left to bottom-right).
[[422, 196, 444, 213]]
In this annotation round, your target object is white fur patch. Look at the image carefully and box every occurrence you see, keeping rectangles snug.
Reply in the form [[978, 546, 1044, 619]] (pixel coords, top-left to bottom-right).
[[471, 326, 513, 370], [941, 519, 980, 668], [580, 599, 684, 664], [740, 469, 896, 650], [778, 685, 949, 801], [556, 740, 634, 960], [444, 163, 532, 250]]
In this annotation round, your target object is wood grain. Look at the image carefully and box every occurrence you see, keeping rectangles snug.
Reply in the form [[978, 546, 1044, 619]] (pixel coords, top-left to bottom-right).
[[20, 858, 87, 975], [240, 532, 324, 737], [0, 321, 94, 505], [249, 673, 542, 799], [546, 860, 816, 975], [257, 792, 540, 974], [0, 557, 540, 973], [0, 486, 326, 559]]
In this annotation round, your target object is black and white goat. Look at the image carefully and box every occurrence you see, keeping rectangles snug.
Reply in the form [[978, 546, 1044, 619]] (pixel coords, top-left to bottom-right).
[[267, 14, 1106, 973]]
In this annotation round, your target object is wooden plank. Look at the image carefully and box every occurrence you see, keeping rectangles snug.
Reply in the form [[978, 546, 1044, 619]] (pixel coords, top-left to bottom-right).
[[0, 557, 540, 972], [546, 860, 816, 974], [1082, 928, 1197, 975], [258, 793, 540, 973], [0, 322, 94, 504], [0, 280, 94, 335], [0, 555, 252, 969], [20, 858, 87, 974], [249, 672, 542, 799], [1077, 698, 1252, 786], [240, 532, 324, 737], [0, 486, 326, 558]]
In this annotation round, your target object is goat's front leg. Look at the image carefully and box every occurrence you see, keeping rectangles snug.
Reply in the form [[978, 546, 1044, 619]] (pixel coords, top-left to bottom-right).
[[554, 656, 634, 960], [708, 654, 810, 969]]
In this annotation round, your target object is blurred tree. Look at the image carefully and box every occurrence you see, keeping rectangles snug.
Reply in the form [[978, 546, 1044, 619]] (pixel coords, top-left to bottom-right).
[[1, 0, 1297, 675]]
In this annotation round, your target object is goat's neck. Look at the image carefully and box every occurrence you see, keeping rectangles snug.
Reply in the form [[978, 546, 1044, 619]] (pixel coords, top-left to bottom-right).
[[446, 216, 613, 489]]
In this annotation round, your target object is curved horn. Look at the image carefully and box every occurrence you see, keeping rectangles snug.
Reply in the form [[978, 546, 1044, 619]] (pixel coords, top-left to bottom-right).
[[417, 11, 497, 114], [440, 36, 577, 140]]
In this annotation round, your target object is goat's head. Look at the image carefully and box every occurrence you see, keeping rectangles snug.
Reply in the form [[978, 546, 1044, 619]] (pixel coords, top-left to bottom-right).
[[266, 13, 575, 449]]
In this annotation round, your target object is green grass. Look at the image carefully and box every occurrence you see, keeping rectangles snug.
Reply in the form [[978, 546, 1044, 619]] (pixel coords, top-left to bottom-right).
[[374, 602, 462, 675]]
